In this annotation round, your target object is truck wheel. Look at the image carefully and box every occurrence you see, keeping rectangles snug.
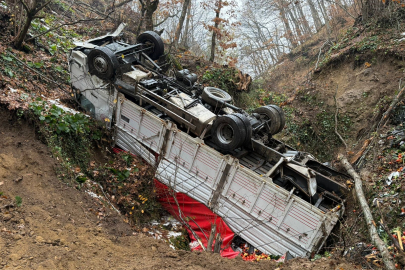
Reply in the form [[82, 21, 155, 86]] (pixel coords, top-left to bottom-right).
[[253, 106, 281, 135], [201, 87, 232, 107], [87, 47, 119, 80], [211, 114, 246, 151], [233, 113, 252, 147], [266, 105, 285, 134], [137, 31, 165, 60]]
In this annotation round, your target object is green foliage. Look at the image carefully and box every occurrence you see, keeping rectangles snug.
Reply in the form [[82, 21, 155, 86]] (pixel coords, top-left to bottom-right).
[[169, 233, 190, 251], [29, 98, 103, 172], [15, 196, 22, 207], [49, 44, 58, 55], [355, 36, 379, 52], [27, 61, 44, 69], [284, 107, 353, 161], [166, 54, 182, 70], [201, 67, 237, 93], [1, 53, 16, 78], [1, 54, 13, 62], [109, 168, 131, 182], [122, 153, 134, 166]]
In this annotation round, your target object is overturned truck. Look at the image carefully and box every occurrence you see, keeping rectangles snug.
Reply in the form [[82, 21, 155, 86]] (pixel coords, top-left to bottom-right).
[[69, 25, 350, 258]]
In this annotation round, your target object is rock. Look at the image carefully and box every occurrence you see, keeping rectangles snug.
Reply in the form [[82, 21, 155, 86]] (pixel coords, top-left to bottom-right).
[[8, 254, 20, 261], [151, 246, 157, 251], [35, 236, 45, 243], [13, 234, 22, 240], [2, 214, 12, 221], [29, 231, 34, 237]]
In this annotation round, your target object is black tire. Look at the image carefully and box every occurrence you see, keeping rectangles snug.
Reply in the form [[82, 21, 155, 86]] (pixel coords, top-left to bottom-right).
[[253, 106, 281, 135], [233, 113, 252, 147], [266, 105, 285, 134], [211, 114, 246, 151], [201, 87, 232, 107], [87, 47, 120, 80], [137, 31, 165, 60]]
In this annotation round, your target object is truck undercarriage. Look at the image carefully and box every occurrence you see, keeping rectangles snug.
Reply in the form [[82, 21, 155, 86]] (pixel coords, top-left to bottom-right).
[[69, 24, 350, 258]]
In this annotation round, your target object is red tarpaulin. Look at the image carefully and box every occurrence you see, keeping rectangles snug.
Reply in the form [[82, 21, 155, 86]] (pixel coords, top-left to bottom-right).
[[154, 180, 239, 258], [113, 148, 238, 258]]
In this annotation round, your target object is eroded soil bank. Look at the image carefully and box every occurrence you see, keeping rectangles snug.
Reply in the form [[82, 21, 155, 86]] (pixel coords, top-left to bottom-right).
[[0, 107, 356, 270]]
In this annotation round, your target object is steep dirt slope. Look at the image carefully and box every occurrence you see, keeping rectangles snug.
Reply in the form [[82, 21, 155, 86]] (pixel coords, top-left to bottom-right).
[[265, 29, 405, 161], [0, 108, 358, 270]]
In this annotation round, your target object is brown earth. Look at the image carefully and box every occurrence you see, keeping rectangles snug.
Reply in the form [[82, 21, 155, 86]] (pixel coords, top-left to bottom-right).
[[0, 107, 358, 270]]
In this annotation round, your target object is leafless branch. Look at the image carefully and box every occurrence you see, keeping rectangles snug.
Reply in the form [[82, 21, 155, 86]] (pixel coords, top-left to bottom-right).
[[20, 0, 29, 12], [154, 11, 180, 27], [25, 11, 114, 42], [34, 0, 53, 15], [339, 155, 396, 270], [324, 0, 358, 19]]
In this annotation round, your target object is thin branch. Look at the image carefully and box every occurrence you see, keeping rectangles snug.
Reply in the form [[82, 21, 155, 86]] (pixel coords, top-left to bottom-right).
[[20, 0, 29, 12], [357, 77, 405, 167], [34, 0, 53, 15], [325, 0, 357, 19], [76, 0, 115, 19], [26, 12, 114, 42], [339, 155, 396, 270], [315, 40, 329, 70], [154, 11, 180, 27]]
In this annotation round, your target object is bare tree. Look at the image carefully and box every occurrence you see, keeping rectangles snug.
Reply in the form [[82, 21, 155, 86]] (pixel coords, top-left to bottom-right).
[[209, 0, 222, 62], [307, 0, 323, 31], [180, 2, 191, 48], [14, 0, 53, 49], [136, 0, 159, 35], [173, 0, 191, 47], [295, 1, 312, 35]]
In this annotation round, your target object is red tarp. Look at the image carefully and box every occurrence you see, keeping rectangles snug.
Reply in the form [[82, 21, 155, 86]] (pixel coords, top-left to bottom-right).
[[113, 148, 238, 258], [154, 180, 239, 258]]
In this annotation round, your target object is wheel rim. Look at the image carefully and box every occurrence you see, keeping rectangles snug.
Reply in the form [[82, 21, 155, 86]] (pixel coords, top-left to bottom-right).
[[93, 55, 108, 74], [217, 123, 234, 144]]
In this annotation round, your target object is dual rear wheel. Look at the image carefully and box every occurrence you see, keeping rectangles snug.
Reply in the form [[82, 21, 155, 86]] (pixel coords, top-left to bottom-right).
[[211, 105, 285, 151]]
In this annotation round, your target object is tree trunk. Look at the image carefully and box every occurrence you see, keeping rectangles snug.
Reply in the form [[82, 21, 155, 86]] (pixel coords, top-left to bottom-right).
[[295, 1, 312, 35], [317, 0, 330, 36], [277, 0, 297, 48], [286, 7, 302, 43], [174, 0, 191, 47], [209, 0, 221, 62], [307, 0, 322, 32], [339, 155, 396, 270], [140, 0, 159, 32], [14, 12, 35, 49], [180, 2, 191, 48], [136, 1, 146, 36]]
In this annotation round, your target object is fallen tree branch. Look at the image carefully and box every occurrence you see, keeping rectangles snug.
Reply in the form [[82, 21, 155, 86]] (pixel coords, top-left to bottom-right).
[[315, 40, 329, 70], [378, 79, 405, 129], [357, 78, 405, 168], [376, 201, 405, 265], [338, 154, 396, 270]]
